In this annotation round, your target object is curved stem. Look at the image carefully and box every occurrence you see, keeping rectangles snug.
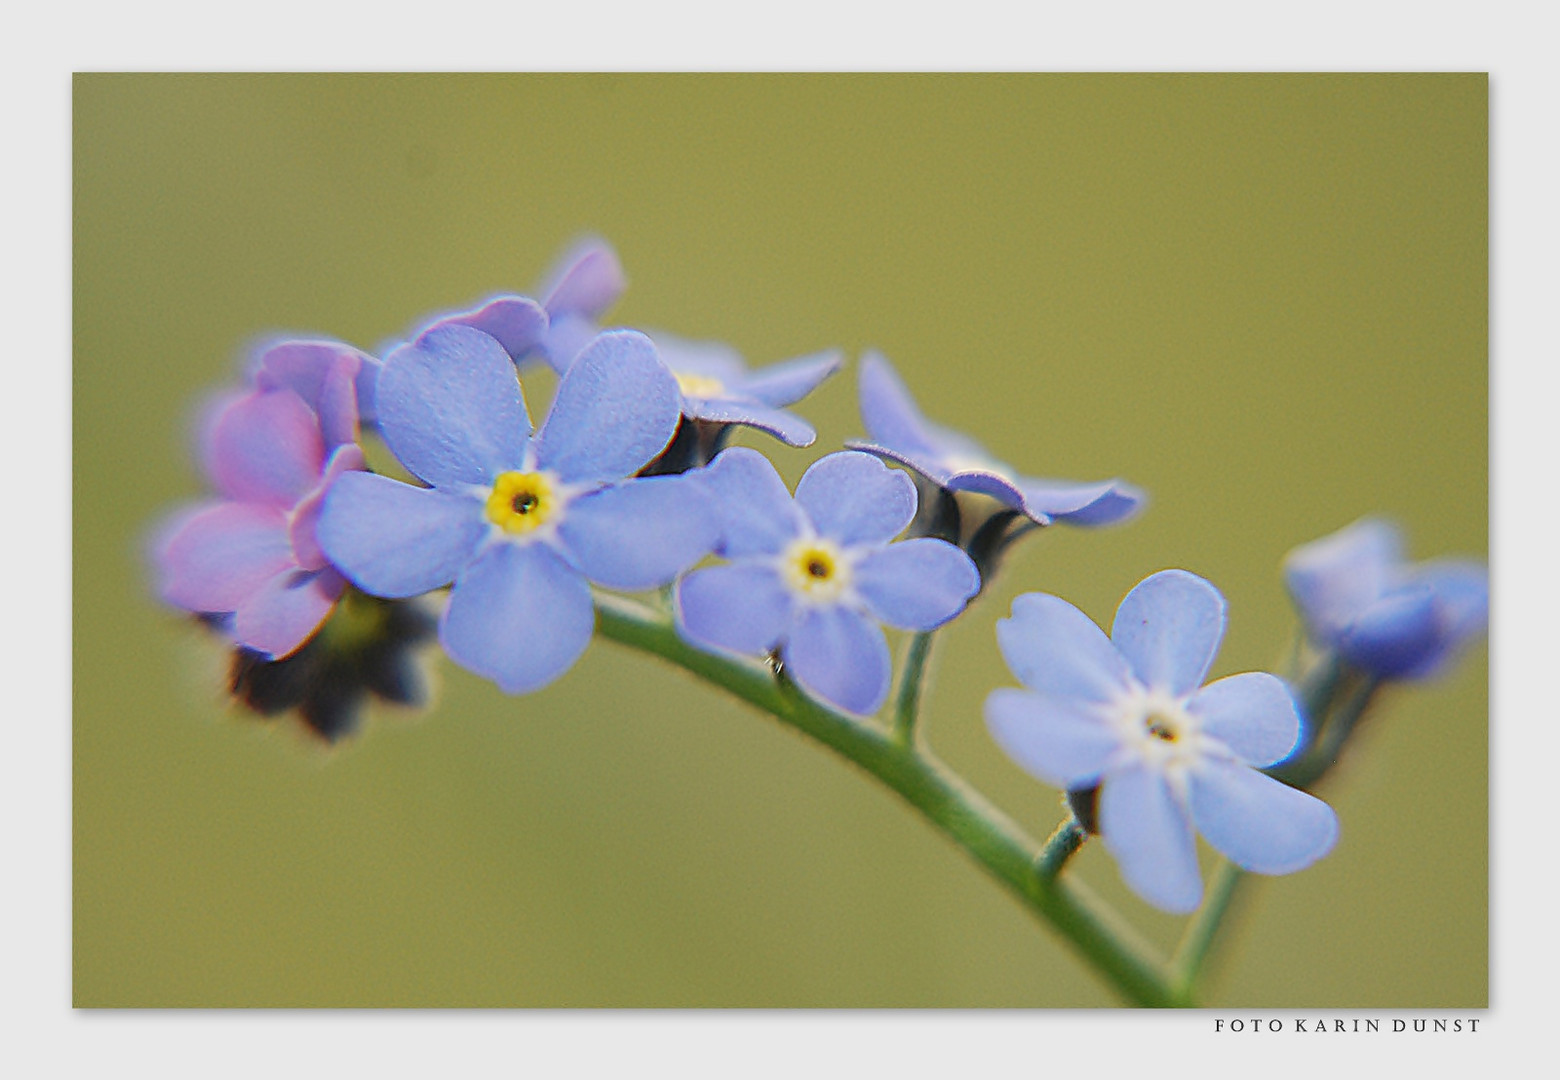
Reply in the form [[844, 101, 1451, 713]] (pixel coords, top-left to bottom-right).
[[1168, 857, 1245, 1002], [593, 593, 1180, 1007], [1036, 817, 1086, 881], [890, 631, 936, 746]]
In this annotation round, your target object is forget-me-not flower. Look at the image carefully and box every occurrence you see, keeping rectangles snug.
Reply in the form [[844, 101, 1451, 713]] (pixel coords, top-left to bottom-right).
[[155, 343, 368, 658], [317, 325, 717, 694], [848, 351, 1144, 528], [985, 570, 1339, 913], [675, 448, 980, 715], [1284, 518, 1488, 680]]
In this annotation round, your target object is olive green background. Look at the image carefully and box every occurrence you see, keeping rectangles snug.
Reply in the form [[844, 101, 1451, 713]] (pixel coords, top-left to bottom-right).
[[74, 74, 1487, 1007]]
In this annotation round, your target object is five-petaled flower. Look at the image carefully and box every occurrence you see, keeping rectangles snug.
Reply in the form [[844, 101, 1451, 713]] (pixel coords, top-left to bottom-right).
[[155, 340, 369, 658], [848, 350, 1144, 528], [318, 324, 717, 693], [675, 448, 980, 715], [1283, 518, 1489, 681], [985, 570, 1339, 913]]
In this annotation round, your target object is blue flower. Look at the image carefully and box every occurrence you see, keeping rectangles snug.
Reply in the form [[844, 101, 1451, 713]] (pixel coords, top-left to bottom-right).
[[847, 351, 1144, 528], [675, 448, 980, 715], [317, 324, 717, 693], [985, 570, 1338, 913], [154, 342, 369, 658], [649, 330, 842, 449], [1284, 518, 1488, 680]]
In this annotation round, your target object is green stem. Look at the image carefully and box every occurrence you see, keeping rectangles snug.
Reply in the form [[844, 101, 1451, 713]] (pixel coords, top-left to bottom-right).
[[1036, 817, 1086, 881], [1168, 857, 1245, 1002], [890, 631, 936, 746], [593, 593, 1180, 1007]]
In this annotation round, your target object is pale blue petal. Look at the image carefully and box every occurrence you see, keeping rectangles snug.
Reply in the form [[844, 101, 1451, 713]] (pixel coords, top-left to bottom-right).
[[1400, 560, 1489, 678], [539, 313, 601, 375], [853, 538, 979, 630], [558, 476, 718, 591], [539, 237, 626, 319], [1099, 766, 1203, 913], [1186, 672, 1301, 768], [917, 414, 1001, 468], [534, 330, 681, 484], [784, 605, 892, 715], [1417, 561, 1489, 645], [698, 447, 806, 558], [157, 502, 293, 613], [675, 562, 795, 656], [736, 349, 843, 407], [1018, 478, 1145, 527], [944, 468, 1029, 510], [795, 451, 917, 546], [1283, 518, 1401, 639], [375, 325, 532, 488], [857, 351, 940, 457], [1189, 759, 1339, 875], [1111, 569, 1227, 695], [984, 688, 1120, 789], [646, 330, 749, 384], [427, 295, 548, 363], [354, 356, 382, 425], [996, 592, 1134, 703], [440, 542, 595, 694], [233, 567, 344, 659], [680, 396, 818, 447], [316, 472, 487, 598], [1337, 586, 1442, 678], [844, 439, 956, 488]]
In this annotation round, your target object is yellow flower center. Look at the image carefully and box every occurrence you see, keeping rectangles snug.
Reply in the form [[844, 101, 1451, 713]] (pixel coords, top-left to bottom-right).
[[781, 538, 851, 602], [486, 471, 558, 535], [675, 372, 726, 398]]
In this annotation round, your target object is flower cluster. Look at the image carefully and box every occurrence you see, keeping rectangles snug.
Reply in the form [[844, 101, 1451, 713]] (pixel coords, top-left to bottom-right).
[[152, 236, 1485, 918]]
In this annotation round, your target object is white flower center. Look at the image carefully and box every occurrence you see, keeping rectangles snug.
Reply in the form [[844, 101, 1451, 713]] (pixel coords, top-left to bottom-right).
[[1108, 685, 1207, 776]]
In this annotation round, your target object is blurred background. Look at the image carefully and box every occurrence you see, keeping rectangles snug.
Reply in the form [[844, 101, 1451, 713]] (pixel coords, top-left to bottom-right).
[[74, 74, 1486, 1007]]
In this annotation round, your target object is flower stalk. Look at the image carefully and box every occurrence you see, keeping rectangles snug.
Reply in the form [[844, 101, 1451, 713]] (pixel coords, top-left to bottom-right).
[[890, 630, 936, 746], [594, 592, 1181, 1007]]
